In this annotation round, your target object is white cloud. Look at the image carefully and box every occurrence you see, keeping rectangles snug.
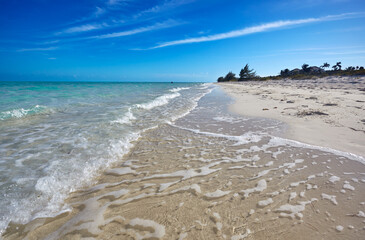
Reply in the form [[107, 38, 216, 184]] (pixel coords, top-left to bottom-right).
[[323, 50, 365, 55], [150, 12, 364, 49], [56, 23, 108, 35], [134, 0, 195, 18], [17, 47, 58, 52], [94, 7, 106, 17], [90, 20, 181, 39], [107, 0, 127, 6]]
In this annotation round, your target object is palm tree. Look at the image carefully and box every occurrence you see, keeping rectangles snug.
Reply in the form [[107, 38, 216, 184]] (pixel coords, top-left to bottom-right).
[[320, 62, 330, 70], [335, 62, 342, 71]]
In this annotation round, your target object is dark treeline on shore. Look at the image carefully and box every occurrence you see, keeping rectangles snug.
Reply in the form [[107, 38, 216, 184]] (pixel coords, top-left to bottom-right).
[[217, 62, 365, 82]]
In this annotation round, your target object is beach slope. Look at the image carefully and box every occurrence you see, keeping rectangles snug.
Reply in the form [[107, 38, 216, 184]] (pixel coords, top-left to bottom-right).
[[219, 76, 365, 157]]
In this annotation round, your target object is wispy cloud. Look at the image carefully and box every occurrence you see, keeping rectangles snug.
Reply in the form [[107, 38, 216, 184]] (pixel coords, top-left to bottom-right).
[[323, 50, 365, 55], [107, 0, 128, 6], [54, 0, 187, 37], [277, 45, 365, 53], [94, 6, 106, 17], [17, 47, 58, 52], [134, 0, 195, 18], [90, 20, 182, 39], [150, 12, 365, 49], [39, 40, 60, 45], [56, 23, 108, 35]]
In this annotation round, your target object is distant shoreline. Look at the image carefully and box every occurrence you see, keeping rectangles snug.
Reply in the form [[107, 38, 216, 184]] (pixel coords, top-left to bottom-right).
[[219, 76, 365, 157]]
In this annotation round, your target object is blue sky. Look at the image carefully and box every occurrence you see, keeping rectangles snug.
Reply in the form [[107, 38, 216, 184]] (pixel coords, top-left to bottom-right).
[[0, 0, 365, 82]]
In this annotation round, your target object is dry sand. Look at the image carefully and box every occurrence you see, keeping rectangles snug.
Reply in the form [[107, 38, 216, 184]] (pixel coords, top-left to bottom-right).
[[219, 76, 365, 157]]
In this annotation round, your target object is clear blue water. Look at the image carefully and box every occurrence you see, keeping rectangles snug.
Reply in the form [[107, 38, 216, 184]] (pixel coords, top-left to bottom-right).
[[0, 81, 213, 233]]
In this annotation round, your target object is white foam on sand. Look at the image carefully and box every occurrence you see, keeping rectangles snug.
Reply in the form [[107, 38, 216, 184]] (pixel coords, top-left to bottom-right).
[[159, 181, 180, 192], [144, 163, 220, 190], [321, 193, 338, 205], [251, 169, 271, 180], [275, 198, 318, 220], [335, 225, 344, 232], [106, 167, 136, 176], [170, 184, 202, 195], [356, 211, 365, 218], [290, 180, 307, 187], [204, 189, 231, 199], [329, 176, 340, 183], [265, 161, 274, 167], [267, 136, 365, 165], [241, 179, 267, 198], [289, 192, 297, 202], [173, 125, 262, 146], [343, 182, 355, 191], [257, 198, 273, 208], [299, 191, 305, 198]]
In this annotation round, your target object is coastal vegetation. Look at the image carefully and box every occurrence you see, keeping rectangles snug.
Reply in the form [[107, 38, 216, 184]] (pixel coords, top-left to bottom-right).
[[217, 62, 365, 82]]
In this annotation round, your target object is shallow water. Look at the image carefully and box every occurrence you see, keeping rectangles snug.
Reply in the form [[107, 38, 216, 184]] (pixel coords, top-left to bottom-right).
[[0, 81, 212, 234], [2, 83, 365, 239]]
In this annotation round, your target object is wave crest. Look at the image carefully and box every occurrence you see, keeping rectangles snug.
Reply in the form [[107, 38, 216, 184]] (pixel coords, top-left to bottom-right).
[[136, 93, 180, 110], [0, 105, 51, 120]]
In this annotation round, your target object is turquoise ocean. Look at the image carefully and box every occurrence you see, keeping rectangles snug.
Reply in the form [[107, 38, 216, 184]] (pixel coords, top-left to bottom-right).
[[0, 81, 213, 234]]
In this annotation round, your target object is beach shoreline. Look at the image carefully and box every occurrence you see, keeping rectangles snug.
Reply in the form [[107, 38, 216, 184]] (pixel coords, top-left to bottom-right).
[[218, 76, 365, 158], [3, 84, 365, 239]]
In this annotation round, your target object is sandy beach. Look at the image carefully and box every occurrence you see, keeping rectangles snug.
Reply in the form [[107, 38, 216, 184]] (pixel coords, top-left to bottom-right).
[[4, 84, 365, 240], [2, 0, 365, 238], [219, 76, 365, 158]]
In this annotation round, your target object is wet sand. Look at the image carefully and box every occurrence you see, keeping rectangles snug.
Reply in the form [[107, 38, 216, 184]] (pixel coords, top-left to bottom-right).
[[3, 87, 365, 240]]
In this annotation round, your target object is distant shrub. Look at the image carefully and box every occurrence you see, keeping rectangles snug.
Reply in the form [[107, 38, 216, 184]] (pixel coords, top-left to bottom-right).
[[216, 62, 365, 82]]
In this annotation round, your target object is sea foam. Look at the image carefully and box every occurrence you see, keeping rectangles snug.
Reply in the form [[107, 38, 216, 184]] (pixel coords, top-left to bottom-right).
[[0, 105, 50, 120], [136, 92, 180, 110]]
